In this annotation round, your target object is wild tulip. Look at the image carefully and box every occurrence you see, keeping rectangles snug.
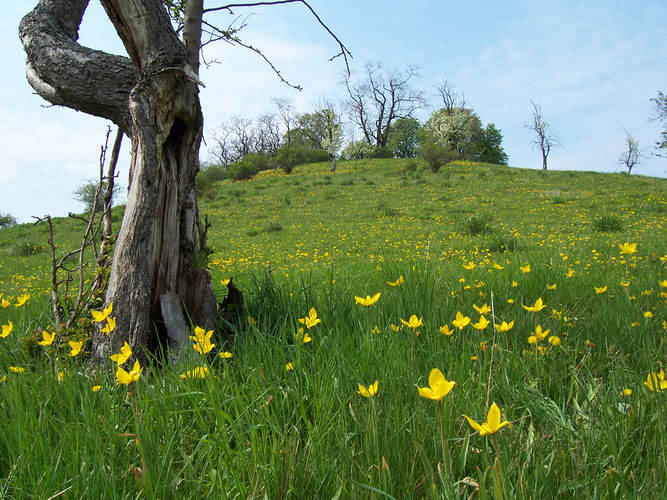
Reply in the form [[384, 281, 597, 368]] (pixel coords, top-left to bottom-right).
[[110, 341, 132, 365], [416, 368, 455, 401], [116, 359, 142, 385], [1, 321, 13, 338], [464, 402, 511, 436], [358, 380, 379, 398], [37, 330, 55, 346], [452, 311, 471, 330], [355, 293, 380, 307], [91, 303, 113, 323]]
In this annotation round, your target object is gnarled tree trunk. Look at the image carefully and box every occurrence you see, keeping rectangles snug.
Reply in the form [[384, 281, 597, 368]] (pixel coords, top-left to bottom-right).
[[20, 0, 216, 363]]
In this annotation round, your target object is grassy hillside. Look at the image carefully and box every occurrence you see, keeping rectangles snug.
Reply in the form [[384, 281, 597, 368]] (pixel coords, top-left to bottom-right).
[[0, 159, 665, 498]]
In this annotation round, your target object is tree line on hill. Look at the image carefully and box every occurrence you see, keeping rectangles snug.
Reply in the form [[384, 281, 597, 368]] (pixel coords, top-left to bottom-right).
[[200, 64, 510, 187]]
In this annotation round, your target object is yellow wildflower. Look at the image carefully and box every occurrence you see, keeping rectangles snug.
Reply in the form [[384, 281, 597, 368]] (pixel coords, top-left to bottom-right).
[[1, 321, 13, 338], [68, 340, 83, 357], [387, 276, 405, 287], [298, 308, 321, 329], [110, 341, 132, 365], [91, 303, 113, 323], [358, 380, 379, 398], [116, 359, 142, 385], [416, 368, 455, 401], [37, 330, 55, 346], [464, 402, 511, 436], [355, 293, 380, 307], [452, 311, 471, 330], [439, 324, 454, 336], [15, 294, 30, 307]]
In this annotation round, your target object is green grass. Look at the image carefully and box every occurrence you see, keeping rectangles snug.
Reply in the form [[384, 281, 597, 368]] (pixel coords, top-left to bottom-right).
[[0, 159, 666, 498]]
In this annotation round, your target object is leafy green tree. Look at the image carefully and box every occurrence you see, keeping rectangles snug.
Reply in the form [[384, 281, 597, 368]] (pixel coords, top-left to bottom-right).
[[477, 123, 509, 165], [651, 91, 667, 156], [0, 212, 17, 229], [386, 117, 422, 158], [72, 178, 121, 214]]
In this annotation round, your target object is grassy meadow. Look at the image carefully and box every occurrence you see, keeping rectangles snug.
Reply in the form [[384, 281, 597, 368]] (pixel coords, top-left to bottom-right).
[[0, 159, 666, 498]]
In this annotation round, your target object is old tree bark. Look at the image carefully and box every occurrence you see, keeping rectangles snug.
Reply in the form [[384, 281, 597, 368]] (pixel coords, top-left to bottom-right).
[[20, 0, 217, 362]]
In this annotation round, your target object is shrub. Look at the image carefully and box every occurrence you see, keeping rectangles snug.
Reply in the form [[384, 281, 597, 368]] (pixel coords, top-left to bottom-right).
[[593, 215, 623, 232], [463, 214, 493, 236], [487, 233, 519, 253], [341, 140, 374, 160], [419, 135, 457, 173], [376, 201, 400, 217], [196, 164, 228, 197], [7, 241, 43, 257], [0, 213, 17, 229], [271, 146, 330, 174]]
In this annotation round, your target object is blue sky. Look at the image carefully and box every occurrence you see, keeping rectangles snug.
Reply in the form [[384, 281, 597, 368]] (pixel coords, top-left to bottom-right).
[[2, 1, 666, 222]]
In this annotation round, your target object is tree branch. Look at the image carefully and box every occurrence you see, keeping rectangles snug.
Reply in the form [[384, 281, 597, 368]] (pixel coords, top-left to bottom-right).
[[20, 0, 136, 135]]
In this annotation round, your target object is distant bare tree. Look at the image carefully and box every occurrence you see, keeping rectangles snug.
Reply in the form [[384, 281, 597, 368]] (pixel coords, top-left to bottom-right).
[[255, 113, 282, 155], [209, 123, 235, 166], [617, 129, 646, 174], [434, 79, 465, 115], [273, 97, 297, 148], [525, 100, 560, 170], [344, 61, 425, 147]]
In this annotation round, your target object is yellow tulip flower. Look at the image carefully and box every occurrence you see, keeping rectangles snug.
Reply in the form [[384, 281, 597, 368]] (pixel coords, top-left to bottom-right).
[[110, 341, 132, 365], [1, 299, 9, 308], [100, 317, 116, 334], [358, 380, 379, 398], [68, 340, 83, 357], [387, 276, 405, 287], [464, 402, 511, 436], [463, 261, 476, 270], [520, 264, 531, 274], [9, 366, 26, 374], [644, 370, 667, 392], [219, 351, 233, 359], [472, 315, 490, 330], [298, 307, 321, 329], [295, 328, 312, 344], [400, 314, 423, 330], [416, 368, 455, 401], [116, 359, 142, 385], [492, 262, 504, 270], [15, 294, 30, 307], [355, 292, 380, 307], [180, 366, 210, 379], [527, 325, 549, 344], [1, 321, 13, 338], [522, 297, 546, 312], [91, 302, 113, 323], [285, 362, 295, 371], [495, 320, 514, 332], [37, 330, 55, 346], [594, 285, 608, 294], [565, 269, 574, 278], [473, 303, 491, 315], [452, 311, 471, 330], [190, 326, 215, 354], [92, 385, 102, 392], [439, 324, 454, 336], [618, 242, 637, 255]]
